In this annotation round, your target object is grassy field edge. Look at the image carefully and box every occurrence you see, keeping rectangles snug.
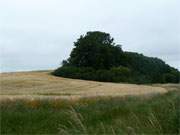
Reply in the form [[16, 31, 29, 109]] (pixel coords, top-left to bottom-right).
[[1, 89, 180, 134]]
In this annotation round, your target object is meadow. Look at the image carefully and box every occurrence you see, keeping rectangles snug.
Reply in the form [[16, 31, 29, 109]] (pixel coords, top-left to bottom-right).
[[0, 71, 180, 134]]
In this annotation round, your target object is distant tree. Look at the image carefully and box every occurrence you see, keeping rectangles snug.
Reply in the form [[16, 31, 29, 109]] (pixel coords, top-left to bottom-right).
[[53, 31, 180, 84], [68, 31, 123, 69], [62, 60, 69, 66]]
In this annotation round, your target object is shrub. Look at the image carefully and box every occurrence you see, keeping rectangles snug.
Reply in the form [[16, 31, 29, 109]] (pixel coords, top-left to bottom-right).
[[52, 66, 134, 83], [163, 73, 179, 83]]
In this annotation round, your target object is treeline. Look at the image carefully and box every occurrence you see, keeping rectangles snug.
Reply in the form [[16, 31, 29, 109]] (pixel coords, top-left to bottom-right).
[[53, 31, 179, 84]]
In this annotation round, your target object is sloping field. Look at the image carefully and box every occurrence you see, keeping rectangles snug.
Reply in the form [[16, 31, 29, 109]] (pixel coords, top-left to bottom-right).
[[0, 71, 175, 101]]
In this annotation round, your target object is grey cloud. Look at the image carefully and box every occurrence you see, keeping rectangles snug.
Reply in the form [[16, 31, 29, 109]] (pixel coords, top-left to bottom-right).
[[0, 0, 179, 72]]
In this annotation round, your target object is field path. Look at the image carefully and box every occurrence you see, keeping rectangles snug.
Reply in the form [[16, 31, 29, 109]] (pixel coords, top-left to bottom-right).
[[0, 71, 171, 101]]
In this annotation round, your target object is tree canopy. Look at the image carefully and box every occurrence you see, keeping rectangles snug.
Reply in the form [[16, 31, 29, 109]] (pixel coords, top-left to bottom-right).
[[68, 31, 123, 69], [53, 31, 180, 84]]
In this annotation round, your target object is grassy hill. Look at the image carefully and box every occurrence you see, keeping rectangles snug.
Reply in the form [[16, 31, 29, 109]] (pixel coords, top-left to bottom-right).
[[0, 71, 180, 134]]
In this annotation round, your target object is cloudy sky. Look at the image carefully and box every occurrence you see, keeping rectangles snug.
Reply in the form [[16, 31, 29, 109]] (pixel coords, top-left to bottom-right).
[[0, 0, 180, 72]]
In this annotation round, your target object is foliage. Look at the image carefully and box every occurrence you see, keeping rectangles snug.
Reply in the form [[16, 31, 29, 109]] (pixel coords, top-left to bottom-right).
[[68, 31, 123, 69], [53, 66, 132, 82], [53, 31, 180, 84]]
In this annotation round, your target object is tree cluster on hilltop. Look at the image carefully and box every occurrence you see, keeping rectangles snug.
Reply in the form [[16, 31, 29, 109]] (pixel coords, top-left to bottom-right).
[[53, 31, 179, 84]]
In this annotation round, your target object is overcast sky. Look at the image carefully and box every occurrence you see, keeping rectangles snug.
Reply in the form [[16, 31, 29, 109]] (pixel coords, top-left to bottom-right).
[[0, 0, 180, 72]]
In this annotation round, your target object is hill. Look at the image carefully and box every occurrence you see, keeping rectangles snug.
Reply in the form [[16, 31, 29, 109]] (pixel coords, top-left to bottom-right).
[[1, 71, 180, 134]]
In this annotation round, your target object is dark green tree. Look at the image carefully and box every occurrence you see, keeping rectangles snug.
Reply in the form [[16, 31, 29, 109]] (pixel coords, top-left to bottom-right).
[[68, 31, 123, 69], [53, 31, 180, 84]]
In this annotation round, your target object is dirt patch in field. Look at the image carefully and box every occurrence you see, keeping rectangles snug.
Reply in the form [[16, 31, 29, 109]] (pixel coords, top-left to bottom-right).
[[0, 71, 175, 101]]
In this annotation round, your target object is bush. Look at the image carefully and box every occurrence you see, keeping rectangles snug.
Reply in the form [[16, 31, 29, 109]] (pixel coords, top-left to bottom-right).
[[110, 66, 131, 82], [95, 70, 112, 82], [163, 73, 179, 83], [52, 66, 134, 83], [53, 66, 78, 79]]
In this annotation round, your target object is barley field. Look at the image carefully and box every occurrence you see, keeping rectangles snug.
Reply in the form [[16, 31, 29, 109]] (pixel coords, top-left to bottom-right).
[[0, 71, 180, 134], [0, 71, 172, 101]]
